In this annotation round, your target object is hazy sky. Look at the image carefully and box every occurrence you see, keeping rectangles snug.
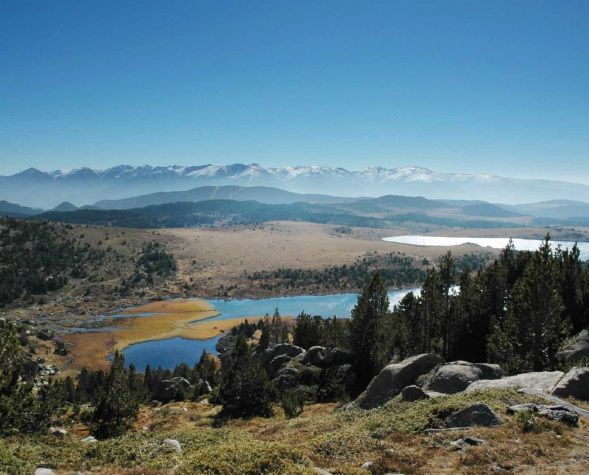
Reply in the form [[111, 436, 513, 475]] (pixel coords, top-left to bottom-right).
[[1, 1, 588, 182]]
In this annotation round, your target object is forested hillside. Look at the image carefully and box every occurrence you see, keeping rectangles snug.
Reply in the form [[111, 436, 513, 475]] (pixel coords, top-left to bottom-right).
[[36, 199, 520, 229]]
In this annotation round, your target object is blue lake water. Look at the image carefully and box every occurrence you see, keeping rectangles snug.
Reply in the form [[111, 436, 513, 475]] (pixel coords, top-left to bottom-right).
[[123, 288, 419, 370]]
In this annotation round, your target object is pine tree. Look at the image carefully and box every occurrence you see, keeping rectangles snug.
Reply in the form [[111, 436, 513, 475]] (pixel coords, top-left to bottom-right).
[[219, 334, 273, 418], [349, 272, 390, 390], [91, 351, 139, 439]]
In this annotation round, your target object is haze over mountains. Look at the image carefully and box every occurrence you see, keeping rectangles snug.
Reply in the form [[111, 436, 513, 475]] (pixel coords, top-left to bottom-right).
[[3, 163, 589, 208]]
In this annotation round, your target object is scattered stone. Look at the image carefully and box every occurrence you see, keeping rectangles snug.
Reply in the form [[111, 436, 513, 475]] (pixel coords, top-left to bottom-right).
[[300, 346, 325, 366], [361, 461, 374, 470], [35, 469, 55, 475], [517, 388, 589, 418], [446, 402, 502, 428], [551, 367, 589, 401], [312, 468, 333, 475], [400, 385, 430, 402], [162, 438, 182, 452], [450, 436, 486, 450], [557, 329, 589, 364], [466, 371, 564, 393], [48, 427, 68, 437], [81, 435, 97, 443], [507, 403, 579, 427], [356, 353, 445, 409]]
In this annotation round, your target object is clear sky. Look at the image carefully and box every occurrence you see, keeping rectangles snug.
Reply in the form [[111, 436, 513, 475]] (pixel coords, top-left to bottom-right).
[[1, 1, 588, 182]]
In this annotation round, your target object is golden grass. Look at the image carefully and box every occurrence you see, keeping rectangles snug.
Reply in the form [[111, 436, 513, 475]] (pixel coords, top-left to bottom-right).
[[122, 298, 215, 315], [59, 299, 294, 372]]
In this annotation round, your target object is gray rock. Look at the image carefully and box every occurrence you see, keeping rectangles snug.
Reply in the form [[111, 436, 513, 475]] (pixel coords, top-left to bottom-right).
[[269, 354, 292, 376], [300, 346, 325, 366], [507, 403, 579, 427], [446, 402, 502, 428], [160, 377, 191, 392], [162, 438, 182, 452], [466, 371, 564, 393], [261, 344, 304, 367], [35, 469, 55, 475], [81, 435, 97, 443], [361, 461, 374, 470], [356, 353, 445, 409], [274, 365, 302, 391], [449, 437, 486, 450], [551, 367, 589, 401], [557, 329, 589, 364], [421, 361, 484, 394], [400, 385, 430, 402], [321, 347, 353, 367], [473, 363, 503, 380], [312, 468, 333, 475], [48, 426, 68, 437]]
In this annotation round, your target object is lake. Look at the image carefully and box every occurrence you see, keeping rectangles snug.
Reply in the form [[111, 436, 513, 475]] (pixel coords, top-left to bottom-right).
[[382, 235, 589, 261], [123, 288, 419, 370]]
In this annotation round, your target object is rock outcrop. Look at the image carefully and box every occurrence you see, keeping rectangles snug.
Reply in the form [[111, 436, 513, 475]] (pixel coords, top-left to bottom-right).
[[355, 353, 445, 409], [466, 371, 564, 393], [557, 329, 589, 364], [551, 367, 589, 401]]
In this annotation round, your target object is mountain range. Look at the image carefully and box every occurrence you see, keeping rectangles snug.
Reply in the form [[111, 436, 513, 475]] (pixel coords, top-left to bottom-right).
[[3, 163, 589, 208]]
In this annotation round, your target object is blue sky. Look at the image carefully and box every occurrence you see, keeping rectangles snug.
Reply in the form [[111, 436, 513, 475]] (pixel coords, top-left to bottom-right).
[[1, 1, 588, 181]]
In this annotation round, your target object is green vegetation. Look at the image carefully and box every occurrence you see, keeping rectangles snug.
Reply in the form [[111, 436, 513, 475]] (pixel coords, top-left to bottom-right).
[[0, 218, 106, 305], [384, 236, 589, 373], [90, 351, 139, 439], [219, 334, 274, 419], [247, 251, 492, 294], [37, 199, 521, 229]]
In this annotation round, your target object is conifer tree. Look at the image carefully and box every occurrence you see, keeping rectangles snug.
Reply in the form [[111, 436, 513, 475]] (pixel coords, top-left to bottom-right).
[[91, 351, 139, 439], [219, 334, 273, 418], [349, 271, 390, 390]]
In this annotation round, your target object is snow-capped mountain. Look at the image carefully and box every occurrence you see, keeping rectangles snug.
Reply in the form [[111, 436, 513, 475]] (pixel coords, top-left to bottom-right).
[[2, 163, 589, 208]]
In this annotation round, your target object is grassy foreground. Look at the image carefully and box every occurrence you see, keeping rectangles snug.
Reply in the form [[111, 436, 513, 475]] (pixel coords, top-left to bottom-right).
[[1, 389, 588, 474]]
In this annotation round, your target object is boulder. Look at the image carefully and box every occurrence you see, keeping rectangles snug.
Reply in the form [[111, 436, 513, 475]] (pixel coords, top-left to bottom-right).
[[507, 403, 579, 427], [473, 363, 503, 380], [160, 377, 192, 392], [269, 354, 292, 376], [261, 344, 304, 366], [81, 435, 97, 443], [400, 385, 430, 402], [446, 402, 502, 428], [321, 347, 353, 367], [557, 329, 589, 364], [35, 469, 55, 475], [551, 367, 589, 401], [421, 362, 483, 394], [162, 438, 182, 452], [300, 346, 325, 366], [356, 353, 445, 409], [466, 371, 564, 393], [274, 365, 302, 392]]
